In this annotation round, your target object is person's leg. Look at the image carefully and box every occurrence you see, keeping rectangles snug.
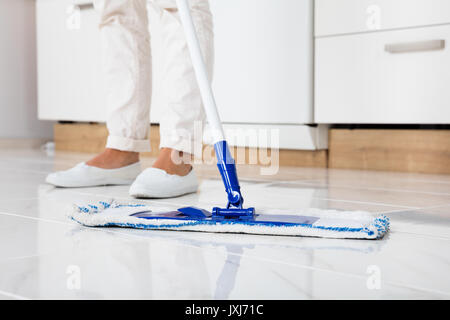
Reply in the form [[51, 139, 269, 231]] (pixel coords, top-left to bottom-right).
[[46, 0, 151, 187], [128, 0, 213, 198], [149, 0, 214, 175], [87, 0, 152, 169]]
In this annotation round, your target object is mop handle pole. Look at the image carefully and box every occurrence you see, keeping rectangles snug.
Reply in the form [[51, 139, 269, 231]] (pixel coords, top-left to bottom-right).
[[176, 0, 247, 210], [175, 0, 225, 143]]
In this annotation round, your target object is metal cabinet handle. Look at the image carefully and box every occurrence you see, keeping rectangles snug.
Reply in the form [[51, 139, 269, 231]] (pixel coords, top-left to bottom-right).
[[77, 3, 94, 10], [385, 39, 445, 54]]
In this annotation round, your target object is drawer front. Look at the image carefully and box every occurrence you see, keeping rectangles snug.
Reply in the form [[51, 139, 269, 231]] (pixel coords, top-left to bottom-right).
[[315, 24, 450, 124], [315, 0, 450, 37]]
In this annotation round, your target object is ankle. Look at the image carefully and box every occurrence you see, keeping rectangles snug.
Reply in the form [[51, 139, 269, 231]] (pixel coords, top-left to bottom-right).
[[152, 148, 192, 176], [86, 148, 139, 169]]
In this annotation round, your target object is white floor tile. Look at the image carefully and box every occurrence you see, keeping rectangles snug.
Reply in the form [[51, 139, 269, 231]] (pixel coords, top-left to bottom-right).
[[385, 205, 450, 238], [0, 147, 449, 299]]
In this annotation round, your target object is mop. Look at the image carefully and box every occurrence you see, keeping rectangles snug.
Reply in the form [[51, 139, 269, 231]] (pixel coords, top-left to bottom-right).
[[68, 0, 389, 240]]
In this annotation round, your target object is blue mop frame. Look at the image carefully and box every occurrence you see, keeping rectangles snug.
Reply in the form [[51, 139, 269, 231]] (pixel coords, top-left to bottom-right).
[[211, 140, 255, 219], [176, 140, 255, 220]]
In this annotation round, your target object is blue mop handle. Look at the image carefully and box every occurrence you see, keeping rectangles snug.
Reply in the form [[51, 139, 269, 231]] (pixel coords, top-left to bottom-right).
[[176, 0, 245, 210], [214, 140, 244, 209]]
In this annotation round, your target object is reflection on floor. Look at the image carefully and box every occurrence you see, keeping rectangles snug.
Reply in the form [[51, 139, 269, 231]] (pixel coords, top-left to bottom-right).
[[0, 147, 449, 299]]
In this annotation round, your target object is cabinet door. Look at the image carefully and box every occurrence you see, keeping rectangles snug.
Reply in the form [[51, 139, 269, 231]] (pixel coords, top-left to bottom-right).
[[209, 0, 313, 124], [315, 25, 450, 124], [37, 0, 106, 122]]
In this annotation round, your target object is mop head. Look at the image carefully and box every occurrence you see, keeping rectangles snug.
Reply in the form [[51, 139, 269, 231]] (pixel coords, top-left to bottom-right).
[[68, 200, 389, 240]]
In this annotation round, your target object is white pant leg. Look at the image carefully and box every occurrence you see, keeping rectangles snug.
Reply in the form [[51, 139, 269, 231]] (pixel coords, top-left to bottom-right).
[[95, 0, 152, 152], [95, 0, 213, 156], [150, 0, 214, 158]]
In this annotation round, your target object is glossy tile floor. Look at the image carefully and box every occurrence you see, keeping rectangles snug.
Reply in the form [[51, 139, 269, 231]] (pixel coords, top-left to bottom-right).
[[0, 146, 449, 300]]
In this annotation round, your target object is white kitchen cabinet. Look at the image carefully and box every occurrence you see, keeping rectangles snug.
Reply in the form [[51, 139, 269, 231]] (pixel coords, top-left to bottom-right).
[[38, 0, 324, 150], [315, 0, 450, 124], [37, 0, 105, 122]]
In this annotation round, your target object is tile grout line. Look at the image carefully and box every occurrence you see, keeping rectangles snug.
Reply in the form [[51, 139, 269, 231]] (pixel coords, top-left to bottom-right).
[[65, 190, 197, 209], [0, 253, 54, 264], [276, 180, 450, 197], [389, 230, 450, 241], [310, 196, 419, 210], [274, 168, 450, 185], [68, 186, 420, 211], [0, 211, 74, 226], [379, 203, 450, 214], [379, 208, 413, 214], [0, 289, 31, 300], [0, 168, 50, 175], [0, 197, 41, 204]]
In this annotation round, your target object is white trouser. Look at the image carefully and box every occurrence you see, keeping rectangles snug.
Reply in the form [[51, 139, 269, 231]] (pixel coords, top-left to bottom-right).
[[93, 0, 213, 157]]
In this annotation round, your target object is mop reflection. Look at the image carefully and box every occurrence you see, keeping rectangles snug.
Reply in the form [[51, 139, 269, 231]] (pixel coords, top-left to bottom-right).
[[213, 245, 245, 299]]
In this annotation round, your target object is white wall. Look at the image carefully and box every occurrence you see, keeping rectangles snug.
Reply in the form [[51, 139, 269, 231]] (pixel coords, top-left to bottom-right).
[[0, 0, 53, 139]]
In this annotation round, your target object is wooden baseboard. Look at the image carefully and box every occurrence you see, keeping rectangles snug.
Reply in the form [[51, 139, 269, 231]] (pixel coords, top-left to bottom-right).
[[54, 123, 108, 154], [53, 124, 450, 173], [329, 129, 450, 174], [53, 123, 327, 168], [54, 123, 161, 157]]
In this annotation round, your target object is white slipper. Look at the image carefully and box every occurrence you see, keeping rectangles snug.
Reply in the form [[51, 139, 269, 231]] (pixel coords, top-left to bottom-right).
[[129, 167, 198, 198], [46, 162, 141, 188]]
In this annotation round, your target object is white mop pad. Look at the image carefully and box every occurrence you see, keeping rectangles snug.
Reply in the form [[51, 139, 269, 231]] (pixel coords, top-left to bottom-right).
[[68, 200, 390, 240]]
